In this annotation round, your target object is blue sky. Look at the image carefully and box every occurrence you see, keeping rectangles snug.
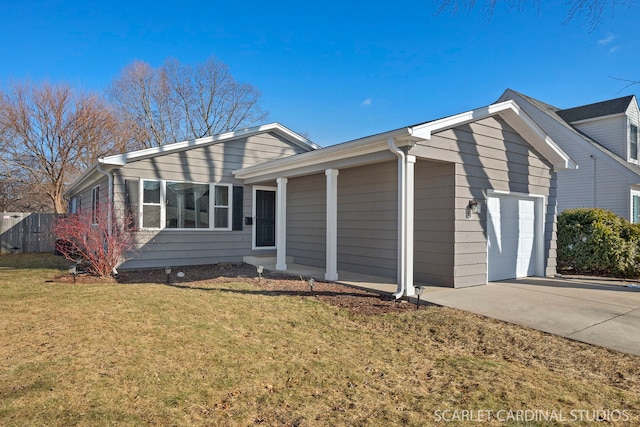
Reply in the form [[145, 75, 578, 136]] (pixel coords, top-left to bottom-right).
[[1, 0, 639, 146]]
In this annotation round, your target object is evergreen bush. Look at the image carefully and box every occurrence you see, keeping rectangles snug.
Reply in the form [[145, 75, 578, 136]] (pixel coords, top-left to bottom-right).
[[557, 208, 640, 278]]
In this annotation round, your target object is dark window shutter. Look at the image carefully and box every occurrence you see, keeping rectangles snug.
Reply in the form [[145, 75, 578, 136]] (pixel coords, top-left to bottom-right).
[[124, 179, 140, 230], [232, 186, 243, 231]]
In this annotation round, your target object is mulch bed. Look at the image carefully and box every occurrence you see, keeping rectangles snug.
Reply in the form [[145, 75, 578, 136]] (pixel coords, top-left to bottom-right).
[[55, 262, 418, 315]]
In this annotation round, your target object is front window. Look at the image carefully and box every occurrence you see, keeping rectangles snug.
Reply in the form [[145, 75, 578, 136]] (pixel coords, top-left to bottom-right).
[[633, 193, 640, 224], [140, 180, 231, 230], [630, 124, 638, 161], [142, 180, 162, 228], [166, 182, 209, 228]]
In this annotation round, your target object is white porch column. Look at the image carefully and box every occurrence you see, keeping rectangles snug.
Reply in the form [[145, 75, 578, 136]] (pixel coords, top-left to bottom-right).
[[276, 177, 288, 270], [325, 169, 339, 281], [404, 155, 416, 296]]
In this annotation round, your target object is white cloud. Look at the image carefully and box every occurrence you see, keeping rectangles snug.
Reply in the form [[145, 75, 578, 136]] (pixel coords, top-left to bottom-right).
[[598, 34, 616, 45], [361, 98, 373, 106]]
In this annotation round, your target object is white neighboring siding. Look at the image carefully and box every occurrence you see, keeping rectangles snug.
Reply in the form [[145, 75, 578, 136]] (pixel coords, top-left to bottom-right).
[[501, 92, 640, 222], [573, 115, 627, 160], [592, 160, 631, 219], [627, 101, 640, 125]]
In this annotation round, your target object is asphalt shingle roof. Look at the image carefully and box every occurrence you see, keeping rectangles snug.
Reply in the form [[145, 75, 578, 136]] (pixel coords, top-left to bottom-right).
[[556, 95, 634, 123]]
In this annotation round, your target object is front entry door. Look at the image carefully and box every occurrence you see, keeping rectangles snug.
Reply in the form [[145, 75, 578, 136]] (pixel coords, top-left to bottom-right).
[[255, 189, 276, 247]]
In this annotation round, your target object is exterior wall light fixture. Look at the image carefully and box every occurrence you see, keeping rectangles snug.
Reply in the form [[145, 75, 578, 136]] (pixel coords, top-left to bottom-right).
[[466, 199, 481, 219]]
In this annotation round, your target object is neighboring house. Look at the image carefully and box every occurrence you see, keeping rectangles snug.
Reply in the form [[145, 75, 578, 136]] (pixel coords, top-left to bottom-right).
[[65, 100, 576, 295], [498, 89, 640, 223]]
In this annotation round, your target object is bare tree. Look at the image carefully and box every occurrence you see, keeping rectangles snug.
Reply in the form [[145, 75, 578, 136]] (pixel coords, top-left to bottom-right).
[[108, 57, 268, 148], [437, 0, 636, 30], [0, 167, 50, 212], [0, 82, 128, 213]]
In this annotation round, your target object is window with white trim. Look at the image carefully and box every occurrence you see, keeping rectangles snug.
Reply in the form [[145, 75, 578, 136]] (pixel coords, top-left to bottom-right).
[[140, 180, 232, 230], [142, 180, 162, 228], [214, 185, 230, 229], [632, 191, 640, 224], [630, 124, 638, 161], [166, 181, 210, 228], [91, 186, 100, 225]]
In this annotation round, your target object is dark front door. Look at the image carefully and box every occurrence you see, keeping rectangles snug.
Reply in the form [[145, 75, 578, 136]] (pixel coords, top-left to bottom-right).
[[255, 189, 276, 247]]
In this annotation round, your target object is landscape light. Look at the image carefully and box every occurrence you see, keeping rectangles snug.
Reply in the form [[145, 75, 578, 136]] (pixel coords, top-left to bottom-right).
[[414, 286, 424, 310], [164, 267, 172, 284], [257, 265, 264, 281], [68, 265, 77, 283], [308, 277, 316, 293]]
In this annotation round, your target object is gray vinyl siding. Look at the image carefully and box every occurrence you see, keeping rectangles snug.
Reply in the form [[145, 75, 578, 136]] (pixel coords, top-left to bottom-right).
[[112, 132, 306, 269], [117, 133, 306, 185], [416, 116, 556, 288], [286, 173, 326, 268], [73, 178, 109, 214], [572, 115, 627, 160], [414, 160, 455, 287], [118, 184, 257, 269], [337, 161, 398, 279]]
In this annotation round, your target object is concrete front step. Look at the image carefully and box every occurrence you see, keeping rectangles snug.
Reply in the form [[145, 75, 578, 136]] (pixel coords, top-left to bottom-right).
[[243, 255, 294, 268]]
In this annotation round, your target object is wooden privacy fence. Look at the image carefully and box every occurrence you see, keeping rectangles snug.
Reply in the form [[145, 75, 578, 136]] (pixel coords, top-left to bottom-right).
[[0, 213, 61, 254]]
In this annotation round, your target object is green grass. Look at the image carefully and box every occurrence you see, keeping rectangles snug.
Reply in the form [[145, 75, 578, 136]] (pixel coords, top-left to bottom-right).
[[1, 254, 639, 426]]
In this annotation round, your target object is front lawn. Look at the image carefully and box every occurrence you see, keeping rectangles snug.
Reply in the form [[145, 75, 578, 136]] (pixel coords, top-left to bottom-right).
[[1, 254, 638, 426]]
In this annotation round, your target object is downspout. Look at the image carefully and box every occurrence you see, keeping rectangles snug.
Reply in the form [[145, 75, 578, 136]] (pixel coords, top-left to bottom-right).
[[590, 155, 596, 208], [388, 138, 406, 299], [96, 160, 113, 236]]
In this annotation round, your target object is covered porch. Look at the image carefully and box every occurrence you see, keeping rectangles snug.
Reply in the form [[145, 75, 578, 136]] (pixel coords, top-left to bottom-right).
[[234, 101, 576, 297]]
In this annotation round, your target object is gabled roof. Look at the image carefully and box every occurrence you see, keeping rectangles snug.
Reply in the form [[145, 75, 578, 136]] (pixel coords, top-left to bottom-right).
[[65, 123, 319, 196], [100, 122, 319, 166], [498, 89, 640, 180], [234, 100, 575, 183], [557, 95, 635, 123]]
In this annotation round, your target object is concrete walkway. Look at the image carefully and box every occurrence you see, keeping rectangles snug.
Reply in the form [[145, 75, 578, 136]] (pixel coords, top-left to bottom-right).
[[420, 277, 640, 356]]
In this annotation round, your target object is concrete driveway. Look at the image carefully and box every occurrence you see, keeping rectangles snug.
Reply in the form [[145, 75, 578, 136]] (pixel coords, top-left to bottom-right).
[[420, 277, 640, 356]]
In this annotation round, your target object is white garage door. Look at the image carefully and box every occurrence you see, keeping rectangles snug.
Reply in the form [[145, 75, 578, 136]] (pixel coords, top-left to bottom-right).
[[487, 194, 539, 281]]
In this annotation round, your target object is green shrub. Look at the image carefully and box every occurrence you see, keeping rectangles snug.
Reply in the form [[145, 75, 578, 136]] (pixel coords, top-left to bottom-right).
[[557, 208, 640, 278]]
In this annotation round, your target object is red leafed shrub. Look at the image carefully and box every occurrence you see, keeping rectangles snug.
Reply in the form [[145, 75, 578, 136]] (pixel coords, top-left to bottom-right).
[[53, 206, 136, 278]]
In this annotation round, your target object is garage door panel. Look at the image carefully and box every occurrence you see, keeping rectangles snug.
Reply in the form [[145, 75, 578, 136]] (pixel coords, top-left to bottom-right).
[[488, 195, 539, 281]]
